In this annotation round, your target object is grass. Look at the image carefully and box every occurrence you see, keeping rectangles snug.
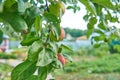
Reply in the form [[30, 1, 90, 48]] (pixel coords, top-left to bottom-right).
[[0, 63, 13, 80], [1, 44, 120, 80], [54, 54, 120, 80]]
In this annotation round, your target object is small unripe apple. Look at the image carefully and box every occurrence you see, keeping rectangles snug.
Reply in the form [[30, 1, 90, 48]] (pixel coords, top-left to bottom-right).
[[57, 53, 67, 65], [59, 27, 65, 40], [59, 2, 65, 15]]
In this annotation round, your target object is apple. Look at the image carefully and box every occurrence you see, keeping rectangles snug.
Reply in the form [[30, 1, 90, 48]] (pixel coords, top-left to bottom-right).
[[59, 2, 65, 15], [57, 53, 67, 65], [59, 27, 65, 40]]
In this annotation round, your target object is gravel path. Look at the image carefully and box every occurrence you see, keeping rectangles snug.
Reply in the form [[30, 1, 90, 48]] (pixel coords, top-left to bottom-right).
[[0, 59, 22, 67]]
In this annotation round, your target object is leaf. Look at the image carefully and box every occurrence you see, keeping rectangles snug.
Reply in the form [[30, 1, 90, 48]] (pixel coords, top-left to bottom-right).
[[50, 29, 58, 41], [0, 0, 4, 13], [61, 44, 73, 52], [0, 29, 3, 44], [49, 42, 58, 54], [18, 0, 26, 13], [92, 0, 115, 10], [0, 13, 28, 32], [94, 43, 100, 48], [0, 22, 15, 37], [80, 0, 97, 16], [63, 54, 73, 62], [11, 60, 37, 80], [83, 14, 89, 21], [49, 2, 61, 17], [86, 29, 93, 38], [38, 0, 44, 3], [43, 13, 60, 25], [87, 23, 94, 29], [38, 64, 53, 80], [93, 36, 100, 41], [36, 48, 55, 67], [50, 26, 61, 42], [26, 75, 38, 80], [94, 29, 104, 34], [28, 41, 43, 61], [20, 32, 39, 46], [21, 37, 39, 46], [98, 21, 107, 30], [34, 16, 42, 33], [43, 13, 61, 40], [89, 17, 97, 25], [67, 6, 74, 9], [4, 0, 16, 10]]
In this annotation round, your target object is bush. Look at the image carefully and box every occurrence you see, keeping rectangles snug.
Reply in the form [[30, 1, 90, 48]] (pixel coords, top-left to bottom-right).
[[0, 53, 17, 59], [64, 54, 120, 73], [62, 44, 109, 57]]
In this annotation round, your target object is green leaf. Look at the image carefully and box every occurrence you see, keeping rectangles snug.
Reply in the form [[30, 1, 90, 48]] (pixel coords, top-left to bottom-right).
[[89, 17, 97, 25], [18, 0, 26, 13], [93, 36, 100, 41], [93, 35, 105, 41], [20, 32, 39, 46], [94, 29, 104, 34], [49, 42, 58, 54], [26, 75, 38, 80], [98, 22, 108, 30], [43, 13, 61, 40], [0, 13, 28, 32], [87, 23, 94, 29], [86, 29, 93, 38], [92, 0, 115, 10], [49, 2, 61, 17], [38, 0, 44, 3], [80, 0, 97, 16], [4, 0, 16, 10], [0, 0, 4, 13], [0, 22, 15, 37], [38, 64, 53, 80], [61, 44, 73, 52], [83, 15, 89, 21], [28, 41, 43, 61], [50, 26, 60, 42], [43, 13, 60, 25], [67, 6, 74, 9], [34, 16, 42, 33], [36, 48, 55, 66], [50, 29, 59, 41], [94, 43, 100, 48], [11, 60, 37, 80], [63, 54, 73, 62], [0, 29, 3, 44]]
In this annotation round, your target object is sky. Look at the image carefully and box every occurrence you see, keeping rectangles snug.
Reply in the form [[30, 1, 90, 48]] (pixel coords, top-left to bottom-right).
[[61, 3, 87, 30], [61, 3, 120, 30]]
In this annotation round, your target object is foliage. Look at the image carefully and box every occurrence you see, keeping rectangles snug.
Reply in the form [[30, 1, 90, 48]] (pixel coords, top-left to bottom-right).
[[64, 28, 86, 37], [0, 0, 119, 80], [64, 54, 120, 73], [0, 63, 13, 80], [0, 53, 17, 59], [62, 43, 109, 57]]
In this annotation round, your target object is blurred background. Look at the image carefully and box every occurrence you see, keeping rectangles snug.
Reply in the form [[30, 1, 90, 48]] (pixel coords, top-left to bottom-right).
[[1, 27, 120, 80]]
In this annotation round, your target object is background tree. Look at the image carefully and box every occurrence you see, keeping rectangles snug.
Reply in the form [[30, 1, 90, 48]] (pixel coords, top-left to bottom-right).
[[64, 27, 86, 38], [0, 0, 120, 80]]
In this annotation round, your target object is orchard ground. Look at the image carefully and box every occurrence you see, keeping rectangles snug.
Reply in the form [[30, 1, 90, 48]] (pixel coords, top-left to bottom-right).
[[1, 44, 120, 80]]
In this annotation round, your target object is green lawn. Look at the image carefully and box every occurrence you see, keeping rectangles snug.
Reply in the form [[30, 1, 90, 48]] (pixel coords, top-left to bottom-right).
[[0, 63, 13, 80], [54, 54, 120, 80]]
